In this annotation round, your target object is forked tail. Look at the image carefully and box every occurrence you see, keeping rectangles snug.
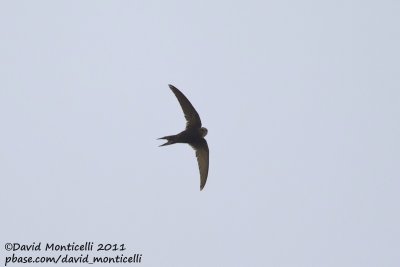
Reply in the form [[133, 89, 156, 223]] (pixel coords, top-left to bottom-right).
[[158, 135, 177, 147]]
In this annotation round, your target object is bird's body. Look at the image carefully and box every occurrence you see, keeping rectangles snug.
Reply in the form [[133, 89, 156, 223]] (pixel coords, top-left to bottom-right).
[[159, 128, 205, 146], [158, 84, 209, 191]]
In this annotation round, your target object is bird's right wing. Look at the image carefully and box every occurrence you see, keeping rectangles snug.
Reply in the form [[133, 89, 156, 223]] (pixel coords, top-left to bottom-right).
[[190, 138, 209, 191], [168, 84, 202, 130]]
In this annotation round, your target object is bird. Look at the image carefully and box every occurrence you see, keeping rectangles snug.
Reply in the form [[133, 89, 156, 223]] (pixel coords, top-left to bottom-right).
[[158, 84, 209, 191]]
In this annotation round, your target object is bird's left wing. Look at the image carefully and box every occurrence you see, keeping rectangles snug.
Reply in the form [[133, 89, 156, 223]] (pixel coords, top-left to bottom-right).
[[168, 84, 202, 130]]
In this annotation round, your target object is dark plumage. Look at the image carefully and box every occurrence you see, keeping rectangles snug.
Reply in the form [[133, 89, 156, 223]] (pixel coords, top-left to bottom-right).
[[158, 84, 209, 191]]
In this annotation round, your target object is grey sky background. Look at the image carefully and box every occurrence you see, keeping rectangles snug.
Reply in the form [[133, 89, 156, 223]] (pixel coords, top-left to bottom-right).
[[1, 1, 399, 266]]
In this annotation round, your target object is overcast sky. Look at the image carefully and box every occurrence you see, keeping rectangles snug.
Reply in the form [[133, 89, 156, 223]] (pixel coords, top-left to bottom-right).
[[1, 1, 399, 267]]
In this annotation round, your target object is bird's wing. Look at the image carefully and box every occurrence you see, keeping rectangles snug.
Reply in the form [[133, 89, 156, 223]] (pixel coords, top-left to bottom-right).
[[168, 84, 202, 129], [190, 138, 209, 191]]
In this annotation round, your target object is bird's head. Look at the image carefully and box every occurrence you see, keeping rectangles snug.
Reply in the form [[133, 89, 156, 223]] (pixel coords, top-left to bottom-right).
[[200, 127, 208, 137]]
